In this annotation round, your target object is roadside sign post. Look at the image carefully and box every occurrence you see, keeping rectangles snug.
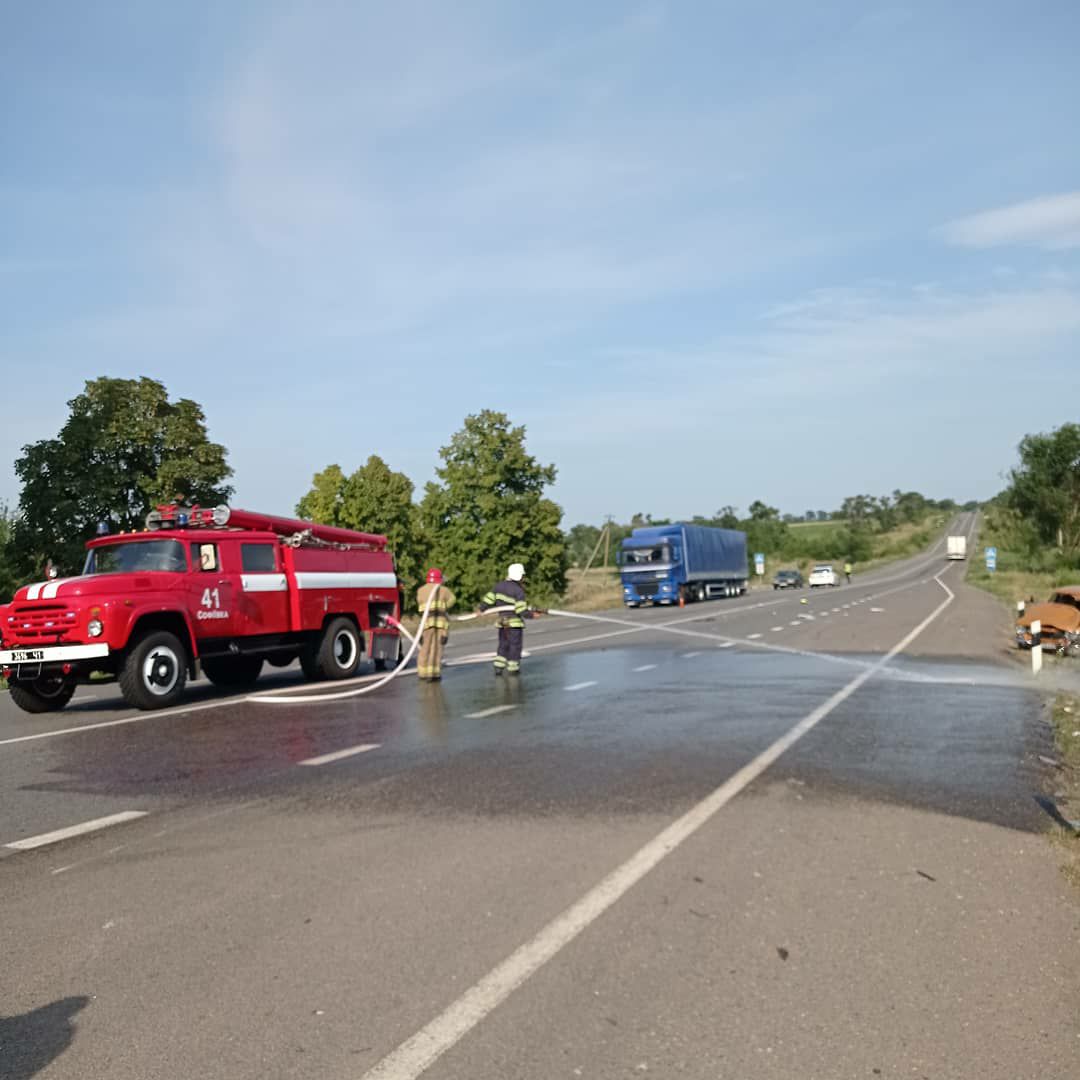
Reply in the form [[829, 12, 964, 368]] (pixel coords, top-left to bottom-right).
[[1031, 619, 1042, 675], [754, 553, 765, 578], [985, 546, 997, 573]]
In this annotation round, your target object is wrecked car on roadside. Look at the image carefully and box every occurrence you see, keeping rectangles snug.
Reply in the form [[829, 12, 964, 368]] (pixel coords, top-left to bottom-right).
[[1015, 586, 1080, 655]]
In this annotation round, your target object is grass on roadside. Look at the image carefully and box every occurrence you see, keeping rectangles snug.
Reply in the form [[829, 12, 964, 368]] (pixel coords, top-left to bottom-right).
[[966, 561, 1079, 609], [560, 567, 624, 612]]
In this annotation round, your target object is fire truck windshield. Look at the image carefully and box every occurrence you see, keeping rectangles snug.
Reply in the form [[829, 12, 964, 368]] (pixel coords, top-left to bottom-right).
[[84, 539, 188, 575]]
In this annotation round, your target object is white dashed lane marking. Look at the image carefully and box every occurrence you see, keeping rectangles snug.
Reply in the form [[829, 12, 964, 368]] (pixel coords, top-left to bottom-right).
[[633, 664, 658, 673], [299, 743, 380, 766], [466, 705, 517, 719], [4, 811, 148, 852], [565, 681, 598, 692]]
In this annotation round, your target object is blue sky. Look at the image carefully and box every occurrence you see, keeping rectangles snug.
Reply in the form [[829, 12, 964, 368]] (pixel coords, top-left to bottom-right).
[[3, 1, 1079, 526]]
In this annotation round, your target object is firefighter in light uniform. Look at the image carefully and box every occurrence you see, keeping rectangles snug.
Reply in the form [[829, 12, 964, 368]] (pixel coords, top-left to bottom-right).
[[478, 563, 533, 675], [416, 568, 455, 680]]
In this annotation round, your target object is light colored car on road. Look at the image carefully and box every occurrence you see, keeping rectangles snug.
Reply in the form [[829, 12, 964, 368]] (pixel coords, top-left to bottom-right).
[[808, 564, 839, 588]]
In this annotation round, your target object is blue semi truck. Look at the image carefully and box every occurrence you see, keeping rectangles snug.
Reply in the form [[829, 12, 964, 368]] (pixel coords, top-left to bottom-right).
[[619, 523, 748, 607]]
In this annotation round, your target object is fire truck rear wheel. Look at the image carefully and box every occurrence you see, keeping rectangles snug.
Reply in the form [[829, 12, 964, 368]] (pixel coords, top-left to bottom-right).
[[202, 656, 264, 688], [120, 630, 188, 710], [317, 617, 363, 680], [8, 676, 77, 714]]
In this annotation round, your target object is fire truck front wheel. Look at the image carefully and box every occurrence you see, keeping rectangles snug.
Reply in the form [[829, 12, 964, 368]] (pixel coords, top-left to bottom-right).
[[119, 631, 188, 710], [8, 676, 77, 714], [316, 617, 363, 680]]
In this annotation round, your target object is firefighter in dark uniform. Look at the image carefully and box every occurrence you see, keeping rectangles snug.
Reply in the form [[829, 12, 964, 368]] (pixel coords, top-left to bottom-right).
[[477, 562, 533, 675]]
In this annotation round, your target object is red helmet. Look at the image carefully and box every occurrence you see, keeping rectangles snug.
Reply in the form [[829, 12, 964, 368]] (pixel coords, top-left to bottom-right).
[[426, 567, 443, 584]]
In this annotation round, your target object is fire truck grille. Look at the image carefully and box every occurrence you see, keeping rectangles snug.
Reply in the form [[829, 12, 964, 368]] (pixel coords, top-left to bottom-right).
[[6, 604, 79, 644]]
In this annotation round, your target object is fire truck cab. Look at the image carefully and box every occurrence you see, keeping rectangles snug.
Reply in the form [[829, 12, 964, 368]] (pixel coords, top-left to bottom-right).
[[0, 505, 403, 713]]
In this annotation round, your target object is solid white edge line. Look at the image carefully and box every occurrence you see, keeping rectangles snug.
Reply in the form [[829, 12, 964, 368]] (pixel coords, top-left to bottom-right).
[[4, 810, 148, 851], [358, 573, 957, 1080], [299, 743, 380, 766]]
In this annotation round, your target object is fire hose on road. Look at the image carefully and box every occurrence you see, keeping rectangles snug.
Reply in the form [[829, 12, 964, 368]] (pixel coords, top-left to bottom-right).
[[247, 586, 546, 705]]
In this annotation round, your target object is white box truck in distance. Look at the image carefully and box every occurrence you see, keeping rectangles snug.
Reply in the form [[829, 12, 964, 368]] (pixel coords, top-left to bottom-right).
[[947, 535, 967, 560]]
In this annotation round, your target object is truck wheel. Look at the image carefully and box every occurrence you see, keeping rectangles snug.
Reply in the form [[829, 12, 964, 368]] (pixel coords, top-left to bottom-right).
[[202, 656, 264, 688], [317, 617, 363, 680], [8, 677, 76, 714], [119, 631, 187, 710]]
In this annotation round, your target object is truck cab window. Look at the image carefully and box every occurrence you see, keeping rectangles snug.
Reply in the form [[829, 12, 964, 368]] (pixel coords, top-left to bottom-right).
[[194, 543, 218, 572], [241, 543, 276, 572]]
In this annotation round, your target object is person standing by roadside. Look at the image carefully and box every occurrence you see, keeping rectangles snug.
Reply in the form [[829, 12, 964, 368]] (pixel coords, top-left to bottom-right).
[[844, 560, 853, 584], [416, 569, 455, 680]]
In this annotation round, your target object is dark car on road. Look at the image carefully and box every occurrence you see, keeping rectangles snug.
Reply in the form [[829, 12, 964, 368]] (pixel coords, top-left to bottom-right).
[[772, 569, 804, 590]]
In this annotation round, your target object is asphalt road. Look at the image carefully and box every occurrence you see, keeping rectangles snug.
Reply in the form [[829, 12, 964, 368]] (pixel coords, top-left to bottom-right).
[[2, 514, 1078, 1079]]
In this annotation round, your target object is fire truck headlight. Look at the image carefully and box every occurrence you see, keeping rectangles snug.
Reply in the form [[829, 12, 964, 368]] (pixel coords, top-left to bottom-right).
[[88, 619, 104, 638]]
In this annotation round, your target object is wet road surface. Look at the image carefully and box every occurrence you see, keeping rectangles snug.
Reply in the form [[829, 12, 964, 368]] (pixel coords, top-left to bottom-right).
[[3, 517, 1079, 1079]]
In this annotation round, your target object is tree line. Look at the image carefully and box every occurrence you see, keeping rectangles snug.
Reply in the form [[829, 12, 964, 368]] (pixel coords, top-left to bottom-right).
[[978, 421, 1080, 572], [0, 379, 567, 609], [568, 490, 967, 570]]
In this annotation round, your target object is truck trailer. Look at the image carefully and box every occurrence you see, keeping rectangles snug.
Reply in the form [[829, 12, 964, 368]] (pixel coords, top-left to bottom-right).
[[946, 535, 967, 560], [620, 524, 748, 606]]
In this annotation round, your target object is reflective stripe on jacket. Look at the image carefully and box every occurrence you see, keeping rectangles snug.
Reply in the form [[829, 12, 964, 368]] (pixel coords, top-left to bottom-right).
[[416, 583, 456, 631], [479, 579, 528, 629]]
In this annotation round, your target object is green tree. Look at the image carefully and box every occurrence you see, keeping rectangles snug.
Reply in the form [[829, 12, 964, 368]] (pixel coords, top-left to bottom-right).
[[341, 457, 424, 598], [295, 464, 347, 526], [11, 378, 232, 576], [840, 494, 875, 526], [1007, 422, 1080, 559], [419, 410, 568, 607], [567, 523, 602, 568], [0, 503, 18, 601], [714, 506, 740, 529], [297, 457, 425, 600], [747, 500, 779, 522]]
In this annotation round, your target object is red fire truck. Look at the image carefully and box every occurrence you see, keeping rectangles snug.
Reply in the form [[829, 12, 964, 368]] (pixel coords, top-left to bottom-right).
[[0, 505, 403, 713]]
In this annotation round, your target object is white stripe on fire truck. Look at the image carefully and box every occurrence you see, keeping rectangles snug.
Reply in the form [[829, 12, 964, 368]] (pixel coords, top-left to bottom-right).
[[41, 578, 77, 600], [293, 572, 398, 590], [25, 582, 47, 600], [241, 574, 288, 593]]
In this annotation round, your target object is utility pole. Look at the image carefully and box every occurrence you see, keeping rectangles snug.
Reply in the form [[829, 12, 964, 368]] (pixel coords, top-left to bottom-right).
[[603, 515, 612, 570]]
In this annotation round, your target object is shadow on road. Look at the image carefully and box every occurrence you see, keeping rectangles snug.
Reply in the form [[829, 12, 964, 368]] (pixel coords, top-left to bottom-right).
[[0, 996, 89, 1079]]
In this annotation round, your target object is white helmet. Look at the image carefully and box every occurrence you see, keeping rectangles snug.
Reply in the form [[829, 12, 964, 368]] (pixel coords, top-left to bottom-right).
[[507, 562, 526, 582]]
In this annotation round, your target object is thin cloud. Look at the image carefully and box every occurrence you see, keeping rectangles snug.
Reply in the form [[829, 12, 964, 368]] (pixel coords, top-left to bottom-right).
[[941, 192, 1080, 251]]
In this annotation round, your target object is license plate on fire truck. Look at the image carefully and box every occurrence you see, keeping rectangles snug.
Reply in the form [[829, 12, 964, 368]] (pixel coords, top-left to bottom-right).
[[9, 649, 45, 663]]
